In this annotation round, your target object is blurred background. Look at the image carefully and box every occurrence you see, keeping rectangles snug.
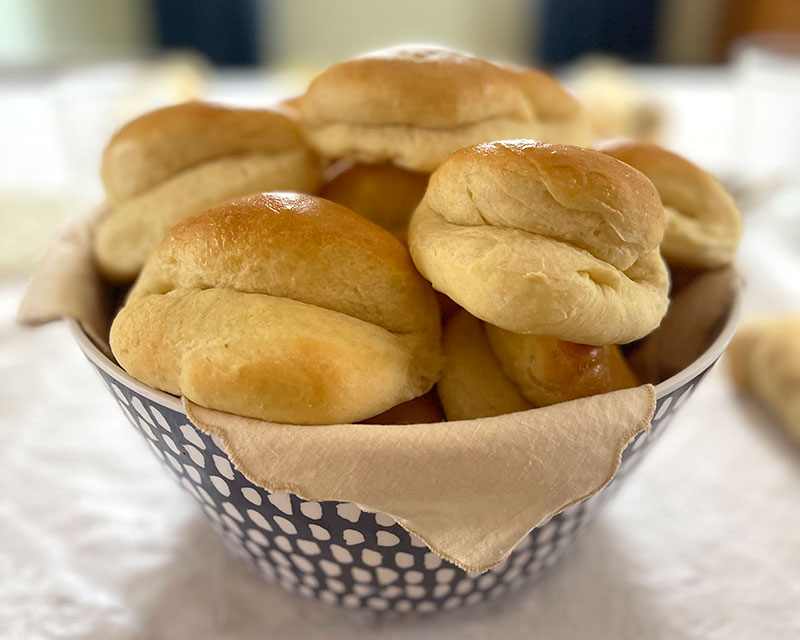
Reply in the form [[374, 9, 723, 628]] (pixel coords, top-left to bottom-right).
[[4, 0, 797, 69], [1, 0, 799, 275]]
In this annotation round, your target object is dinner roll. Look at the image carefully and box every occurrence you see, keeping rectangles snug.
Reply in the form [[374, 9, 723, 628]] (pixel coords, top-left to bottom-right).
[[601, 141, 741, 269], [110, 193, 442, 425], [729, 316, 800, 441], [438, 310, 532, 421], [409, 140, 670, 345], [95, 102, 320, 281], [439, 310, 638, 419], [484, 326, 639, 408], [318, 160, 429, 239], [296, 46, 589, 172]]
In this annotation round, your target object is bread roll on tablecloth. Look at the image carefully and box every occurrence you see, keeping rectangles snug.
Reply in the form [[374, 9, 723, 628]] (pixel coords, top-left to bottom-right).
[[601, 141, 741, 269], [94, 102, 320, 281], [110, 193, 441, 425], [729, 316, 800, 441], [409, 140, 670, 345]]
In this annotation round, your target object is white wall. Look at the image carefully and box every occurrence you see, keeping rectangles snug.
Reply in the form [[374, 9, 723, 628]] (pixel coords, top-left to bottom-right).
[[0, 0, 153, 67], [265, 0, 539, 69]]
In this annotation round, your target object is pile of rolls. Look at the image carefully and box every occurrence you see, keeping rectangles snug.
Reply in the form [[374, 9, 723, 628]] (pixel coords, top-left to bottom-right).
[[97, 46, 742, 425]]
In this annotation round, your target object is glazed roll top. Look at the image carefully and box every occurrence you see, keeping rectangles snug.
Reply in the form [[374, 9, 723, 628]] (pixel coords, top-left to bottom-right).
[[296, 46, 589, 173], [111, 193, 442, 425], [409, 140, 670, 345], [601, 141, 742, 269], [95, 102, 320, 282]]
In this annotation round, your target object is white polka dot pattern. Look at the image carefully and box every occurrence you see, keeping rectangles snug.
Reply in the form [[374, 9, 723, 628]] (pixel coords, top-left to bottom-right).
[[90, 355, 709, 615], [343, 529, 365, 545]]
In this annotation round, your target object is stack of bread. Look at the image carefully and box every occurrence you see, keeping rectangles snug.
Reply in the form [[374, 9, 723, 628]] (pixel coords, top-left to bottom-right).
[[292, 46, 590, 241], [96, 46, 742, 426]]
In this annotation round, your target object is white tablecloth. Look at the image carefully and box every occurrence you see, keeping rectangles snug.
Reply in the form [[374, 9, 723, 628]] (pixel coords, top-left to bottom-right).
[[2, 67, 800, 639]]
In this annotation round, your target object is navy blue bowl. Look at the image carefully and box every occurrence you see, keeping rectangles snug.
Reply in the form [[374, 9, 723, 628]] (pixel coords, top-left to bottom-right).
[[68, 292, 739, 614]]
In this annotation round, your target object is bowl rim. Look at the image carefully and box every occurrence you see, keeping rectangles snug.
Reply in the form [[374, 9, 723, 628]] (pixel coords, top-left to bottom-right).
[[68, 283, 742, 417]]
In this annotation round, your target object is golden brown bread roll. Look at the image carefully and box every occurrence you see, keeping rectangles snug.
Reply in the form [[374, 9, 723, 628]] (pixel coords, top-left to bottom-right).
[[484, 326, 639, 408], [439, 311, 637, 420], [318, 160, 429, 239], [600, 141, 742, 269], [362, 391, 445, 424], [295, 46, 589, 173], [110, 193, 442, 425], [438, 311, 533, 421], [94, 102, 320, 282], [409, 140, 670, 345], [728, 316, 800, 441]]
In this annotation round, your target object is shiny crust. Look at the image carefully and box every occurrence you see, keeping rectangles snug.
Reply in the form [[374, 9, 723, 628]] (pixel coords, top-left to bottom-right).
[[484, 327, 639, 407], [601, 141, 742, 269], [409, 141, 670, 345], [439, 310, 637, 418], [112, 193, 442, 424], [296, 46, 590, 171]]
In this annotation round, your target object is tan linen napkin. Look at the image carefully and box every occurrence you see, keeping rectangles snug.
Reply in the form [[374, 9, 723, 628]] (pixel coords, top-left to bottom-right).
[[186, 390, 653, 572], [18, 209, 656, 572], [17, 208, 113, 357]]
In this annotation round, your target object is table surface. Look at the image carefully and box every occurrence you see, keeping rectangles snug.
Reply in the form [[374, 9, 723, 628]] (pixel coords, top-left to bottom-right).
[[2, 66, 800, 640]]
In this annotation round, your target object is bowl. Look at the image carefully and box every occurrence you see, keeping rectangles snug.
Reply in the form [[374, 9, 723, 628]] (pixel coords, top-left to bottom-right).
[[67, 289, 740, 615]]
